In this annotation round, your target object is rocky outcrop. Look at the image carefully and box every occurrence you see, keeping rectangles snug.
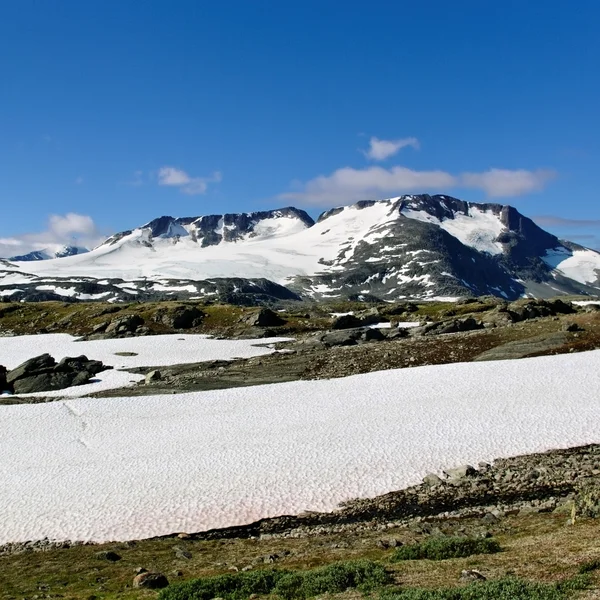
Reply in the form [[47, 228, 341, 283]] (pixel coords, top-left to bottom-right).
[[105, 315, 144, 335], [7, 354, 108, 394], [417, 317, 484, 336], [153, 305, 205, 329], [243, 308, 286, 327]]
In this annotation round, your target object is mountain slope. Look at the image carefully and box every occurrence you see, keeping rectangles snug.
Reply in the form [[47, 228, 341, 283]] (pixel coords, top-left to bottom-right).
[[8, 245, 89, 262], [1, 196, 599, 303]]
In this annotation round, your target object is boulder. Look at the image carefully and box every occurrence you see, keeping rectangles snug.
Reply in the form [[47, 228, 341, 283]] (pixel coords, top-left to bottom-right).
[[319, 328, 364, 347], [95, 550, 121, 562], [7, 354, 109, 394], [421, 317, 483, 336], [243, 308, 285, 327], [423, 473, 444, 486], [145, 369, 162, 384], [154, 306, 205, 329], [0, 365, 8, 393], [331, 314, 363, 329], [460, 569, 486, 582], [133, 572, 169, 589], [361, 327, 386, 342], [444, 464, 477, 481], [105, 314, 144, 335]]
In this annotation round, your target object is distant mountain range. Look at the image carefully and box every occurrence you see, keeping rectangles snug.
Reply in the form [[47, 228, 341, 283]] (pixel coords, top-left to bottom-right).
[[8, 245, 89, 262], [1, 195, 599, 304]]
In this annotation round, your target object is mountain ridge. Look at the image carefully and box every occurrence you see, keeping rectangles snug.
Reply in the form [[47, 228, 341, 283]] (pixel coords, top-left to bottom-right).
[[1, 195, 599, 304]]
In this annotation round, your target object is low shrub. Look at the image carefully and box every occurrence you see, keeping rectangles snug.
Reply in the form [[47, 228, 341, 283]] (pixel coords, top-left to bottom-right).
[[380, 575, 586, 600], [578, 559, 600, 574], [159, 559, 390, 600], [392, 537, 501, 561]]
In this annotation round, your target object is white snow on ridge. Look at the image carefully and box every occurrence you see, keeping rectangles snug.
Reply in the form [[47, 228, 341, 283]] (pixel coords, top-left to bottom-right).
[[402, 206, 506, 255], [0, 350, 599, 543], [4, 202, 401, 284], [543, 248, 600, 286]]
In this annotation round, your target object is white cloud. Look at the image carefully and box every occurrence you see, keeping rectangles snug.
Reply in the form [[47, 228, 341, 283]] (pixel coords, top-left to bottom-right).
[[158, 166, 222, 195], [363, 136, 419, 161], [461, 168, 556, 198], [48, 213, 98, 238], [281, 165, 556, 206], [0, 213, 105, 258]]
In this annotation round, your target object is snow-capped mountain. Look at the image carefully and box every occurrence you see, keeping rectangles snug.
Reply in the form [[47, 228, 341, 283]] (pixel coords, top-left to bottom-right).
[[8, 245, 89, 262], [1, 196, 599, 304]]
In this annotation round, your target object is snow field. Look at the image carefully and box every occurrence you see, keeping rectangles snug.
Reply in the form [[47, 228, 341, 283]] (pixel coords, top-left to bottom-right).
[[0, 334, 291, 397], [1, 349, 599, 543]]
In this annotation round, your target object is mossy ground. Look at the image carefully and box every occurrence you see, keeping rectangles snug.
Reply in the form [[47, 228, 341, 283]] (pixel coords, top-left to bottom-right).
[[2, 513, 600, 600]]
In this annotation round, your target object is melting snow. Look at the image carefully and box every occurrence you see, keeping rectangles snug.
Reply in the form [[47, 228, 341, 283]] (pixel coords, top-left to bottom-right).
[[0, 350, 599, 543]]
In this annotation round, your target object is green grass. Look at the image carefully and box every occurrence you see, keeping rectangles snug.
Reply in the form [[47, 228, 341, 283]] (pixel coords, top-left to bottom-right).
[[392, 537, 501, 562], [578, 558, 600, 574], [380, 575, 588, 600], [158, 560, 390, 600]]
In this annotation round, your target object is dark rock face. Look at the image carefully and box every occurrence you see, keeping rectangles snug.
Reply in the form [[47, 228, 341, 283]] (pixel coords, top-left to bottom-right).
[[6, 354, 108, 394], [135, 207, 315, 248], [0, 276, 302, 306]]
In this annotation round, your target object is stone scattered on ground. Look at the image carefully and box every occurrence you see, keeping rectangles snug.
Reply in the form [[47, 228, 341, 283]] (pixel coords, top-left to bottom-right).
[[95, 550, 121, 562], [460, 569, 486, 582], [6, 354, 108, 394], [132, 571, 169, 589]]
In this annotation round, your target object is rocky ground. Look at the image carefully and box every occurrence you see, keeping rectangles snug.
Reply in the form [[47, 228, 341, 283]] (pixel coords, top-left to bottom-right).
[[2, 296, 600, 598], [3, 296, 599, 401], [2, 444, 600, 599]]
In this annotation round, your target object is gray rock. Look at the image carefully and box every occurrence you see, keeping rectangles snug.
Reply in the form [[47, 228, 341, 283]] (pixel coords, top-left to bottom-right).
[[423, 473, 444, 486], [460, 569, 486, 582], [0, 364, 9, 393], [319, 329, 363, 347], [173, 546, 192, 559], [95, 550, 121, 562], [444, 465, 477, 481], [361, 327, 386, 342], [106, 315, 144, 335], [145, 370, 162, 384], [154, 306, 205, 329], [7, 354, 108, 394], [422, 317, 484, 336], [243, 308, 285, 327], [331, 314, 363, 330], [132, 572, 169, 589], [563, 322, 583, 332]]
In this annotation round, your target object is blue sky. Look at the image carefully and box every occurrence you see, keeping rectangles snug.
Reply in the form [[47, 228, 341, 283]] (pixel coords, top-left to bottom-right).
[[1, 0, 599, 254]]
